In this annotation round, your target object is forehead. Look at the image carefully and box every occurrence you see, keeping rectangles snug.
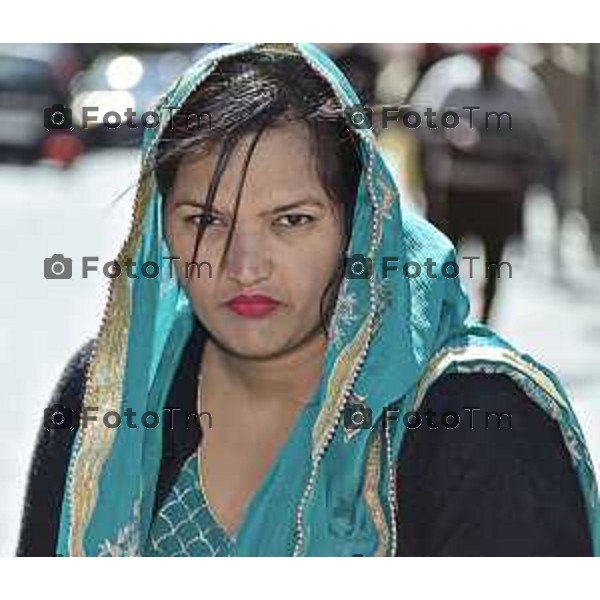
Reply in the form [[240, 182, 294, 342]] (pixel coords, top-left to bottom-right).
[[169, 121, 327, 211]]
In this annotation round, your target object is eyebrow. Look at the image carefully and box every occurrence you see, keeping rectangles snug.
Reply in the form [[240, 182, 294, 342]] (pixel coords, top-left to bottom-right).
[[173, 197, 328, 216], [265, 199, 327, 216]]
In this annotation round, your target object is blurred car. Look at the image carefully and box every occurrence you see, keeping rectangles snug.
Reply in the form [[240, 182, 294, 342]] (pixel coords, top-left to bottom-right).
[[0, 53, 83, 167], [70, 51, 194, 147], [0, 43, 82, 88]]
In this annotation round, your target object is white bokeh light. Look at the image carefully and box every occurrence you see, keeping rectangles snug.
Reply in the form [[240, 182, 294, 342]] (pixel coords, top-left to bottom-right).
[[106, 55, 144, 90]]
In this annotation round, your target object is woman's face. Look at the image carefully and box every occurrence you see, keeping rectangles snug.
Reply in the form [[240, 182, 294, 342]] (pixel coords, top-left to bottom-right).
[[165, 121, 347, 360]]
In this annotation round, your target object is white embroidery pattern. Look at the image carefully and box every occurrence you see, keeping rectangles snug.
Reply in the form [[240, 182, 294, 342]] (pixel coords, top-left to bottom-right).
[[97, 499, 142, 557], [328, 285, 358, 349]]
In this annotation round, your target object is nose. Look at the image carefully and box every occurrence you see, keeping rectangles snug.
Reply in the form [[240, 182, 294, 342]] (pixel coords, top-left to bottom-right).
[[223, 225, 273, 287]]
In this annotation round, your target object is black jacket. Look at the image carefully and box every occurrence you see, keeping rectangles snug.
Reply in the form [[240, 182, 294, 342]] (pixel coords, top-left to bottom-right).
[[16, 327, 593, 556]]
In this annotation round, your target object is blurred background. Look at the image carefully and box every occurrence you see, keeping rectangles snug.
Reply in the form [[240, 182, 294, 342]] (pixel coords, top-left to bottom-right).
[[1, 42, 599, 555]]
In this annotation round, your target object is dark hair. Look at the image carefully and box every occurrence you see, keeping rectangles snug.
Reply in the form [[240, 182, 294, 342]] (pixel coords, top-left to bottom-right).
[[153, 48, 362, 334]]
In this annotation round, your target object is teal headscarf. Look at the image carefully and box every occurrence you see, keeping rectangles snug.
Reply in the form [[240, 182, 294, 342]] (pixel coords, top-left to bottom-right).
[[56, 43, 600, 556]]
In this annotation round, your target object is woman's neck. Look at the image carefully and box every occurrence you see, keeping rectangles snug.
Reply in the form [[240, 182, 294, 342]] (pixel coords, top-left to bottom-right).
[[200, 331, 328, 412]]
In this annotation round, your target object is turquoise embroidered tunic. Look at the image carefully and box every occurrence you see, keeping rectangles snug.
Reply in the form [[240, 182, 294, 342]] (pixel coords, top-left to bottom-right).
[[145, 453, 235, 556]]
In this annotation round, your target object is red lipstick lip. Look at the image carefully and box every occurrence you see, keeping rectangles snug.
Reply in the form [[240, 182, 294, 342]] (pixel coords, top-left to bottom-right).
[[225, 294, 281, 318]]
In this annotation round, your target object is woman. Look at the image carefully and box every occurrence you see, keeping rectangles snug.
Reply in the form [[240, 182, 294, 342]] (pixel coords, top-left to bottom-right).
[[17, 43, 599, 556]]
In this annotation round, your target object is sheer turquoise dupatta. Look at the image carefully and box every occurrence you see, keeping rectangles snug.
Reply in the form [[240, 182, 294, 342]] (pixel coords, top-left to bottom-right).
[[56, 43, 600, 556]]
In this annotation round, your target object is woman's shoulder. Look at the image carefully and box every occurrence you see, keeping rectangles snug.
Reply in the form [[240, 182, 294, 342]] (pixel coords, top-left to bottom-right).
[[16, 339, 95, 556], [51, 339, 96, 413], [399, 370, 573, 476], [396, 371, 593, 555], [418, 370, 552, 429]]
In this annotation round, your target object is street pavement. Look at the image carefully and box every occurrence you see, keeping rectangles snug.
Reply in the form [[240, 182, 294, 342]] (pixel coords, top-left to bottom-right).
[[0, 148, 598, 556]]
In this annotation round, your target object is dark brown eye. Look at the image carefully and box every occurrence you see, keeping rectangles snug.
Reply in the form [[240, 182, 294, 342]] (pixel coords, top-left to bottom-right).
[[273, 214, 315, 228], [187, 213, 223, 228]]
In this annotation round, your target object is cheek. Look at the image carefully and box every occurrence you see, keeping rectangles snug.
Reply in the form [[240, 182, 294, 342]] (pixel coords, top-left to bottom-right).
[[166, 217, 192, 257], [186, 277, 215, 316], [175, 262, 219, 327], [166, 217, 210, 267], [165, 212, 183, 255], [164, 217, 209, 298], [283, 236, 342, 309]]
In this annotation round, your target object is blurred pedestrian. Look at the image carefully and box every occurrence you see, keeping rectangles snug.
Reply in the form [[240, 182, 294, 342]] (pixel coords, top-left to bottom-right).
[[411, 43, 562, 322]]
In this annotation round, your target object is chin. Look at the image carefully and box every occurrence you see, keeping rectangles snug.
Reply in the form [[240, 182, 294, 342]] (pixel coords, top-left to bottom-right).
[[214, 334, 292, 361], [199, 307, 323, 361], [203, 318, 290, 358]]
